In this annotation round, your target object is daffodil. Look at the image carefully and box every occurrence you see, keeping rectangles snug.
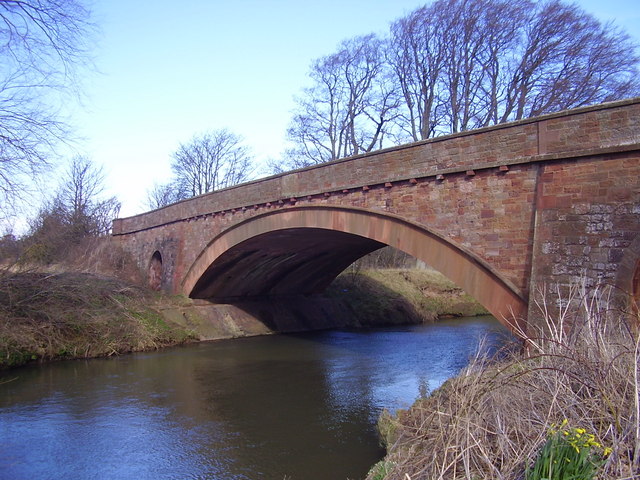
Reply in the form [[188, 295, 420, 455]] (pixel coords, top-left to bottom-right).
[[526, 422, 611, 480]]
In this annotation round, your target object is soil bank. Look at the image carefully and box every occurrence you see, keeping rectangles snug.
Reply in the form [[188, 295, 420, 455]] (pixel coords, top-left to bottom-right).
[[0, 268, 487, 369]]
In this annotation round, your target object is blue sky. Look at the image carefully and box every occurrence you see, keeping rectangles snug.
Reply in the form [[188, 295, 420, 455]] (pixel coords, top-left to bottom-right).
[[62, 0, 640, 218]]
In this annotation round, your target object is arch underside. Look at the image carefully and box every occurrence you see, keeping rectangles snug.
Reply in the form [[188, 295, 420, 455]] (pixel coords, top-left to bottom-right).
[[190, 228, 384, 298], [183, 206, 528, 331]]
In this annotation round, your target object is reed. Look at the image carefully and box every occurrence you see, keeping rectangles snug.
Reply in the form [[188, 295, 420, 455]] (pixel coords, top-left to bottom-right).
[[370, 283, 639, 479], [0, 270, 195, 368]]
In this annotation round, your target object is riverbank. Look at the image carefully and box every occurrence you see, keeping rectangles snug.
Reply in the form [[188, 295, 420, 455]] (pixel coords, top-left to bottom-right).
[[0, 268, 486, 369], [327, 268, 488, 326], [0, 272, 197, 368], [366, 288, 639, 480]]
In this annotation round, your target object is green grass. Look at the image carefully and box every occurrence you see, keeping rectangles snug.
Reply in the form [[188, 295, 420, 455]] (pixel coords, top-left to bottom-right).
[[526, 421, 609, 480]]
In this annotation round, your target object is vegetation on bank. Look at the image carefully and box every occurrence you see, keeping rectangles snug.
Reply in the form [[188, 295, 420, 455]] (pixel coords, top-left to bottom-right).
[[3, 239, 637, 480], [0, 263, 488, 370], [0, 271, 197, 369], [368, 285, 639, 480], [328, 268, 488, 326]]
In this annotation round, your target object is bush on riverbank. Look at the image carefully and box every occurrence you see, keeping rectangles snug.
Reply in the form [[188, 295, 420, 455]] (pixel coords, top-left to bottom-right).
[[368, 285, 639, 479], [0, 271, 196, 368]]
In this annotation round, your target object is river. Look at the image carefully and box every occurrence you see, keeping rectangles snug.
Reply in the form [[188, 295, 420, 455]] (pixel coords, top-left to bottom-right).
[[0, 316, 512, 480]]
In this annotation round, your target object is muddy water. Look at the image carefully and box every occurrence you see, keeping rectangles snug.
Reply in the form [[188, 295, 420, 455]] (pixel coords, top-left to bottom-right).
[[0, 316, 512, 480]]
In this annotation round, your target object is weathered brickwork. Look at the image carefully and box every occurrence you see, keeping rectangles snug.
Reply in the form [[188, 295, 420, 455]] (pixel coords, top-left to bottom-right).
[[531, 153, 640, 293], [117, 167, 539, 299], [113, 98, 640, 332]]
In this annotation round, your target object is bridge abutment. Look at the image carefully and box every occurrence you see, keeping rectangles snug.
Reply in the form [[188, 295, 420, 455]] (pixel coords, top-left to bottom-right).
[[525, 151, 640, 333]]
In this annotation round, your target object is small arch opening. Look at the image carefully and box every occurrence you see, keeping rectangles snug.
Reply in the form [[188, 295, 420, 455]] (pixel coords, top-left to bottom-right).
[[149, 251, 163, 291]]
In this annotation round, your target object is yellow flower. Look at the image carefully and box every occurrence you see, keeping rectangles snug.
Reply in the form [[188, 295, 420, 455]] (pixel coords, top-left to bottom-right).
[[603, 447, 612, 456]]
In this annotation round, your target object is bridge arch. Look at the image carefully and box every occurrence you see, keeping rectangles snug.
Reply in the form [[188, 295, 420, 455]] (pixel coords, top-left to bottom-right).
[[182, 206, 527, 331]]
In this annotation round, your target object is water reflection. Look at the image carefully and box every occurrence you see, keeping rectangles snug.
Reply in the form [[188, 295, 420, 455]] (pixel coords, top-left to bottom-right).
[[0, 316, 511, 480]]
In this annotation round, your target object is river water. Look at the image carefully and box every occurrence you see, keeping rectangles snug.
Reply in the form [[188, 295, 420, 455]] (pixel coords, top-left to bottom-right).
[[0, 316, 512, 480]]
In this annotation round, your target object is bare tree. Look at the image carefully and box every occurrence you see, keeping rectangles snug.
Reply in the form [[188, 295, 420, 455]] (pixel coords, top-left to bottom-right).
[[499, 0, 640, 122], [170, 129, 254, 197], [474, 0, 529, 127], [286, 0, 639, 163], [388, 0, 640, 139], [56, 156, 120, 236], [285, 34, 401, 168], [22, 156, 120, 263], [388, 4, 449, 141], [0, 0, 94, 217], [145, 182, 185, 210], [439, 0, 512, 132]]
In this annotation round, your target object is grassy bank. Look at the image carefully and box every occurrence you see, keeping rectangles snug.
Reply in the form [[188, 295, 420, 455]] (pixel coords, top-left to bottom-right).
[[367, 285, 639, 480], [0, 271, 197, 368], [327, 268, 488, 326], [1, 268, 486, 369]]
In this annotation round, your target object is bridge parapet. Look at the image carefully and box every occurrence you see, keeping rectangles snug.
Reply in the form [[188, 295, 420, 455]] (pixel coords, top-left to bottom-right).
[[114, 98, 640, 236]]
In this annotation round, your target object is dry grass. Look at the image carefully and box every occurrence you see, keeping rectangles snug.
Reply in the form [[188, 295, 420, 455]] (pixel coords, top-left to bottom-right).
[[17, 236, 145, 284], [370, 283, 639, 480], [0, 270, 195, 368], [0, 235, 199, 368]]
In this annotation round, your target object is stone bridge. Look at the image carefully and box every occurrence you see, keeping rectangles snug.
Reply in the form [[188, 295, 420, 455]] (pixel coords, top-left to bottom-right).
[[113, 98, 640, 335]]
